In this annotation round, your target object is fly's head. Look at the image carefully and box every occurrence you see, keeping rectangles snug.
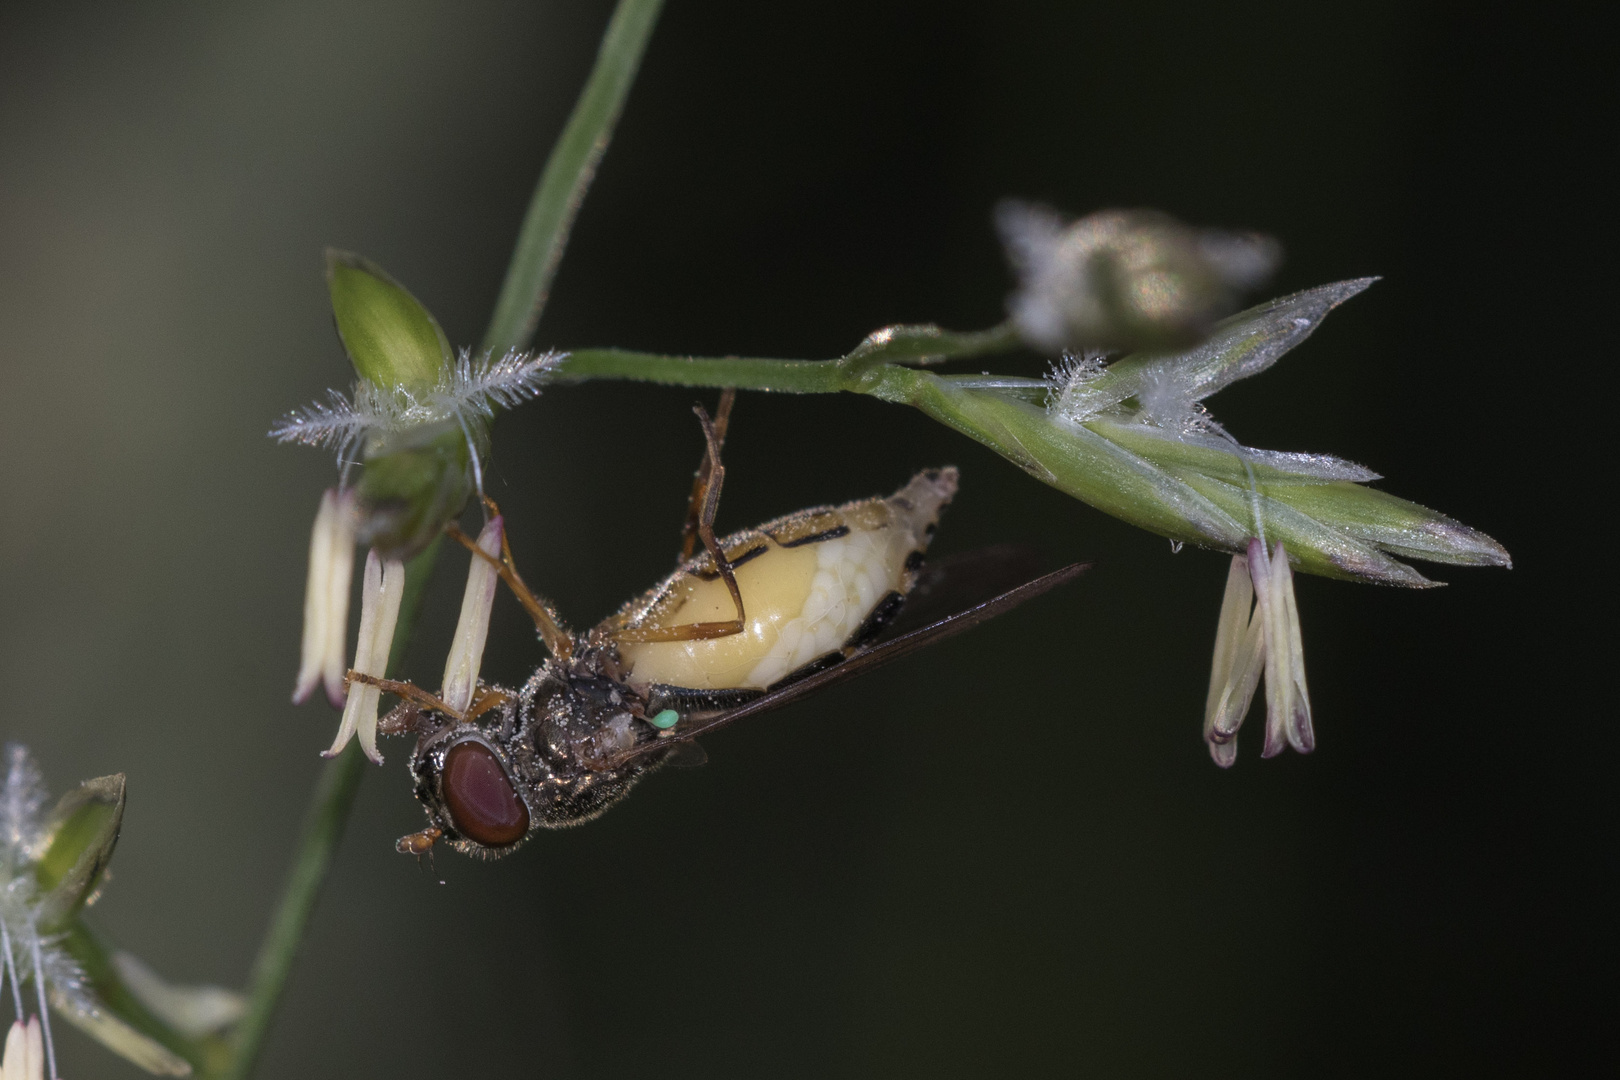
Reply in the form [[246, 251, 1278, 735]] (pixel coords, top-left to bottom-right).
[[401, 688, 537, 859], [400, 656, 668, 859]]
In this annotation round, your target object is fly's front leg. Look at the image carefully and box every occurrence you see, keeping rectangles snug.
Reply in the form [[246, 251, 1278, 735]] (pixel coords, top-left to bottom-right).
[[347, 671, 463, 719], [447, 499, 574, 661], [615, 400, 748, 646]]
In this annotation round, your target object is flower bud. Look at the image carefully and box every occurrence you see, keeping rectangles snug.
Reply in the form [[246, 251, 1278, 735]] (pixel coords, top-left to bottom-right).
[[997, 201, 1281, 354], [271, 254, 560, 560]]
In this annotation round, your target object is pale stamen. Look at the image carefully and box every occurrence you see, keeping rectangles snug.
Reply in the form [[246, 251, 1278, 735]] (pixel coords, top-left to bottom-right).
[[325, 549, 406, 763], [293, 488, 356, 707], [1204, 554, 1267, 767], [440, 517, 504, 716]]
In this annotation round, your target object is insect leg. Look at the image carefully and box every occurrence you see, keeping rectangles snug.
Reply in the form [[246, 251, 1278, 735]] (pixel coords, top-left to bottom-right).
[[680, 388, 734, 563], [612, 402, 748, 645], [347, 671, 463, 720], [447, 505, 574, 661]]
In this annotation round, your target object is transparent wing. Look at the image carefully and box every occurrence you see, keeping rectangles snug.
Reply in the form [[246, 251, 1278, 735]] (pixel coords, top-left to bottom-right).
[[613, 560, 1087, 764]]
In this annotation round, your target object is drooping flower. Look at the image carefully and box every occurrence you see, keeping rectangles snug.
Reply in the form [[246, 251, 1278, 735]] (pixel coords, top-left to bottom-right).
[[996, 201, 1281, 354], [1202, 540, 1314, 766], [275, 253, 564, 752]]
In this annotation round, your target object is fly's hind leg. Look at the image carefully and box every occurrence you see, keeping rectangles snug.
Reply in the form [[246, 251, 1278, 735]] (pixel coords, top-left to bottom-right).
[[680, 388, 735, 563], [613, 397, 748, 645]]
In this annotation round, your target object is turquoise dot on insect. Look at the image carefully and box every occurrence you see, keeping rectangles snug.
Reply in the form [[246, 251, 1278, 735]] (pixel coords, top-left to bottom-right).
[[649, 709, 679, 730]]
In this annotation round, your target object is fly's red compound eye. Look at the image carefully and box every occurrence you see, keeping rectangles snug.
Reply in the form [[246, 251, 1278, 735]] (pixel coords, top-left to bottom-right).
[[441, 741, 529, 847]]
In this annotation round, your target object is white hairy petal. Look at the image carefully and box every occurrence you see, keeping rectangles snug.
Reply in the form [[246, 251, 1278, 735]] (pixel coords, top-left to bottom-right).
[[440, 517, 504, 715]]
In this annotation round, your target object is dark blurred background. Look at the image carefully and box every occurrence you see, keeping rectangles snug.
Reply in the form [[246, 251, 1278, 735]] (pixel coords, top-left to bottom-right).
[[0, 1, 1607, 1076]]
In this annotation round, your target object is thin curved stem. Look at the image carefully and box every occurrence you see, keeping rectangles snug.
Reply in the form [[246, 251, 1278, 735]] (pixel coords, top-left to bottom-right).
[[483, 0, 666, 354], [219, 540, 441, 1080]]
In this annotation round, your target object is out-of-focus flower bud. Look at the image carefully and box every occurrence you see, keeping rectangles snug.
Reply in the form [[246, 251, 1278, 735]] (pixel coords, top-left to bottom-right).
[[1, 747, 195, 1078], [996, 201, 1281, 354]]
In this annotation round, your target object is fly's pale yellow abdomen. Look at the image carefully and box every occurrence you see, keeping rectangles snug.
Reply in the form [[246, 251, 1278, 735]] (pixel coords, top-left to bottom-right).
[[611, 468, 958, 692]]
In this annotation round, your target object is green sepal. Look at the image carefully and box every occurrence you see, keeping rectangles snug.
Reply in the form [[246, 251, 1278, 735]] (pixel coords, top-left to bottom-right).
[[355, 424, 476, 559], [30, 773, 125, 932], [1273, 482, 1512, 570], [890, 373, 1508, 585], [326, 249, 451, 393]]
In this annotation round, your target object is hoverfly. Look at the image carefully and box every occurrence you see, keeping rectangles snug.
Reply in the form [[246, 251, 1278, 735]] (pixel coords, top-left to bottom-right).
[[355, 392, 1086, 859]]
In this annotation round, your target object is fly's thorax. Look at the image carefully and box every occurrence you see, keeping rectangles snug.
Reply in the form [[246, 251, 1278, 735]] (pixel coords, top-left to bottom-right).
[[609, 468, 958, 694]]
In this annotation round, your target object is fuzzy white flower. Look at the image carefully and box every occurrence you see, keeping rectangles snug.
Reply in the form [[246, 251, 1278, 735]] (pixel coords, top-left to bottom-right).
[[269, 347, 563, 470]]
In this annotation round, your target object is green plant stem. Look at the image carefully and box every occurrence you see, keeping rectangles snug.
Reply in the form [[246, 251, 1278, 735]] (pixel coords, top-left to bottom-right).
[[219, 541, 441, 1080], [482, 0, 666, 355], [554, 321, 1024, 395], [216, 4, 671, 1074]]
